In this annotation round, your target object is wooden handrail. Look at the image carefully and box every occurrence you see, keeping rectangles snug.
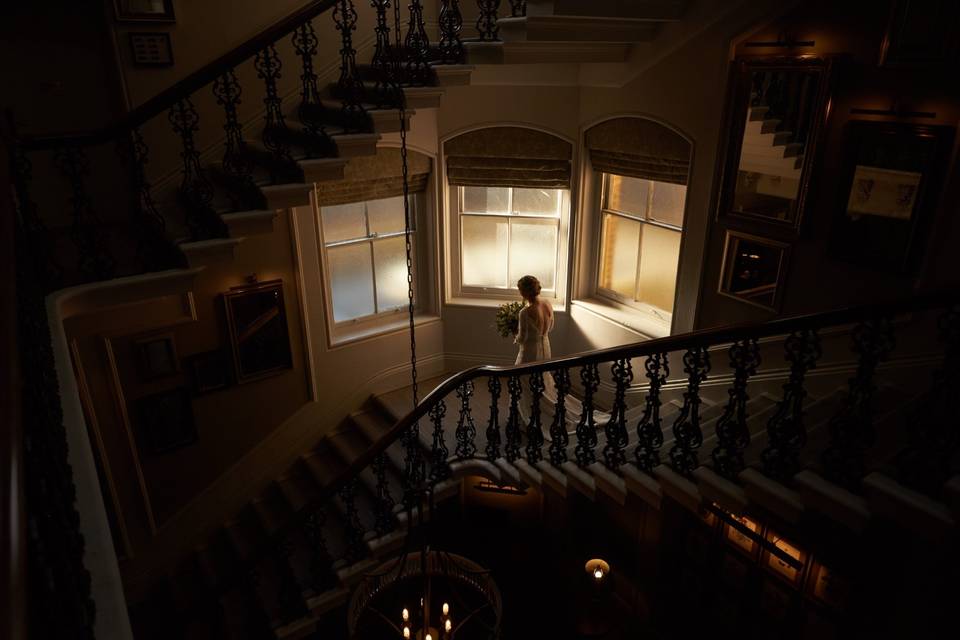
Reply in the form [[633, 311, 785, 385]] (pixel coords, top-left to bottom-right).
[[18, 0, 339, 151]]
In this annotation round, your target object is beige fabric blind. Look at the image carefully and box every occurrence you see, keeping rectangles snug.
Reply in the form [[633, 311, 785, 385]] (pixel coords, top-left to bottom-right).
[[316, 147, 431, 205], [445, 126, 572, 189], [585, 118, 690, 185]]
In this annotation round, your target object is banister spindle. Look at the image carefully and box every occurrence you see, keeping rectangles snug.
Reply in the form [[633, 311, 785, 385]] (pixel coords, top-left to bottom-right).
[[292, 22, 336, 158], [548, 367, 571, 466], [526, 371, 545, 464], [476, 0, 501, 41], [668, 346, 711, 476], [429, 399, 450, 482], [485, 376, 502, 461], [603, 358, 633, 472], [404, 0, 431, 86], [254, 43, 298, 183], [574, 363, 601, 467], [372, 452, 396, 536], [762, 330, 821, 482], [273, 537, 308, 623], [822, 317, 895, 489], [508, 0, 526, 17], [634, 353, 669, 472], [370, 0, 399, 108], [339, 477, 366, 563], [711, 338, 761, 479], [241, 568, 274, 638], [504, 375, 523, 462], [303, 507, 337, 592], [211, 69, 262, 210], [401, 421, 425, 508], [13, 148, 63, 291], [334, 0, 368, 131], [169, 98, 228, 240], [438, 0, 464, 64], [53, 146, 116, 283], [455, 381, 478, 459]]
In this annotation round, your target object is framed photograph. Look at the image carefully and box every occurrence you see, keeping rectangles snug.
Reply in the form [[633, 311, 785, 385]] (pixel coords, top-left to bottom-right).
[[114, 0, 176, 22], [717, 56, 835, 234], [134, 333, 179, 381], [184, 350, 232, 395], [223, 279, 293, 384], [807, 562, 849, 610], [129, 32, 174, 67], [761, 530, 806, 587], [879, 0, 959, 68], [723, 513, 762, 559], [829, 121, 954, 273], [719, 231, 791, 311], [135, 387, 196, 454]]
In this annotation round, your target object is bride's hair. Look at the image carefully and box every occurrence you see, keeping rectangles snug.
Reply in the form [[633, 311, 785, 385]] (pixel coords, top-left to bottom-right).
[[517, 275, 541, 299]]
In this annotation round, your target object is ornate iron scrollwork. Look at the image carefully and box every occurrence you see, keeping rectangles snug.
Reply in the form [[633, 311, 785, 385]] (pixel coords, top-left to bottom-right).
[[273, 536, 307, 623], [438, 0, 464, 64], [339, 477, 366, 563], [13, 148, 63, 291], [548, 367, 571, 466], [211, 68, 261, 210], [333, 0, 368, 131], [455, 381, 478, 459], [526, 371, 546, 464], [486, 376, 502, 461], [509, 0, 526, 17], [504, 375, 523, 462], [168, 98, 227, 240], [476, 0, 501, 41], [762, 329, 821, 482], [369, 0, 400, 107], [634, 352, 669, 472], [404, 0, 432, 85], [372, 452, 396, 536], [574, 362, 601, 467], [292, 21, 337, 157], [303, 507, 336, 592], [254, 43, 299, 183], [429, 399, 450, 482], [711, 338, 761, 479], [241, 568, 274, 638], [668, 346, 711, 476], [603, 358, 634, 472]]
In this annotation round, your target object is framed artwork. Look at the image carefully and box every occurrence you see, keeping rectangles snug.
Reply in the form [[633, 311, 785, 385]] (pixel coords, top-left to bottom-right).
[[223, 279, 293, 384], [761, 530, 806, 587], [135, 387, 196, 454], [134, 333, 179, 381], [829, 121, 954, 273], [717, 56, 835, 234], [879, 0, 959, 68], [807, 562, 850, 610], [723, 513, 762, 559], [114, 0, 176, 22], [184, 349, 232, 395], [719, 231, 791, 311], [129, 32, 174, 67]]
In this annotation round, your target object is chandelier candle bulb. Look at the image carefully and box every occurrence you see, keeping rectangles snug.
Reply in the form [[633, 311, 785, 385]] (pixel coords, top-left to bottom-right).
[[403, 627, 410, 639], [445, 619, 452, 632], [442, 603, 449, 616]]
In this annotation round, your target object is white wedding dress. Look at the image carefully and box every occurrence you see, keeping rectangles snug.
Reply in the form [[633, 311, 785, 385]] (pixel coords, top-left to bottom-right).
[[514, 304, 554, 364]]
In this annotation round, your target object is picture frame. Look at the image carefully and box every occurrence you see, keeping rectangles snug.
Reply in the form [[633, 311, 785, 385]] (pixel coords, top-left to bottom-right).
[[829, 121, 954, 273], [134, 333, 179, 381], [114, 0, 176, 22], [718, 231, 791, 312], [129, 32, 174, 67], [722, 513, 762, 559], [878, 0, 959, 68], [135, 387, 197, 455], [717, 56, 835, 235], [223, 279, 293, 384], [183, 349, 232, 395], [806, 562, 849, 610], [761, 530, 807, 587]]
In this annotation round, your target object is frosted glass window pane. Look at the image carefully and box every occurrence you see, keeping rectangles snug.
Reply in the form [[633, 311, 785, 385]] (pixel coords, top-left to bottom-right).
[[373, 236, 411, 311], [604, 174, 649, 219], [462, 186, 509, 214], [508, 218, 558, 290], [512, 188, 561, 217], [328, 244, 375, 321], [367, 195, 408, 235], [321, 202, 366, 243], [462, 216, 508, 287], [637, 225, 681, 312], [599, 213, 641, 298], [649, 181, 687, 228]]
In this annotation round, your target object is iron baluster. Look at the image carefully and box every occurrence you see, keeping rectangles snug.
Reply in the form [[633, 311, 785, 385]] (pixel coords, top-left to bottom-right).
[[303, 508, 337, 592], [485, 376, 503, 461], [372, 452, 396, 536], [504, 375, 523, 462], [548, 368, 571, 466], [476, 0, 501, 41], [574, 363, 601, 467], [254, 43, 299, 183], [762, 330, 821, 482], [211, 69, 262, 210], [53, 146, 116, 282], [333, 0, 368, 131], [603, 358, 634, 472], [668, 346, 711, 476], [509, 0, 526, 17], [273, 537, 307, 623], [634, 353, 669, 472], [292, 21, 336, 159], [438, 0, 464, 64], [169, 98, 227, 240], [526, 371, 546, 464], [241, 567, 274, 638], [404, 0, 431, 86], [711, 338, 761, 479], [12, 148, 63, 291], [455, 381, 478, 459], [369, 0, 401, 107], [339, 477, 366, 563], [429, 399, 450, 482], [822, 317, 895, 488]]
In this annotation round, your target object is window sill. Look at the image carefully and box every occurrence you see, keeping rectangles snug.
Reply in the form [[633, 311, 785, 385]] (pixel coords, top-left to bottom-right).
[[329, 313, 441, 348], [571, 298, 671, 339], [445, 295, 566, 313]]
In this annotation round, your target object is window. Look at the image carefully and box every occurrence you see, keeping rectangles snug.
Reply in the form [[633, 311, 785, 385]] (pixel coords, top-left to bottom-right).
[[457, 186, 567, 298], [320, 194, 419, 324], [597, 173, 685, 318]]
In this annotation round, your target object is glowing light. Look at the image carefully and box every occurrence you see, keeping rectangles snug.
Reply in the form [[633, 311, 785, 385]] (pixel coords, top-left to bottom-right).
[[425, 635, 433, 640], [594, 567, 604, 580], [442, 603, 449, 616], [445, 619, 452, 632], [402, 608, 409, 622], [403, 627, 410, 639]]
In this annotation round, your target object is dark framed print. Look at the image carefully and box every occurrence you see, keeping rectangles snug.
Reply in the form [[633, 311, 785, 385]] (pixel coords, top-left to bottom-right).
[[717, 56, 835, 234], [879, 0, 959, 68], [184, 349, 232, 395], [719, 231, 791, 311], [135, 387, 196, 454], [129, 32, 174, 67], [829, 121, 954, 273], [114, 0, 176, 22], [723, 513, 762, 559], [134, 333, 179, 381], [223, 279, 293, 384], [761, 530, 807, 587]]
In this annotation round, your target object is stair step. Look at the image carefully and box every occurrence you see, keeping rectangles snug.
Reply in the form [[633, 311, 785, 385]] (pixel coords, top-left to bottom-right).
[[525, 0, 686, 20], [222, 210, 277, 237], [497, 15, 662, 43]]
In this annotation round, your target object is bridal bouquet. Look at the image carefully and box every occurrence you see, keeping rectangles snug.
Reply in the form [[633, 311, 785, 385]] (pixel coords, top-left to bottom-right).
[[495, 301, 525, 339]]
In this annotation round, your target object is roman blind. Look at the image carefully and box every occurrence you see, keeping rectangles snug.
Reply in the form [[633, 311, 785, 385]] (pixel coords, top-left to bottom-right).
[[445, 126, 572, 189], [316, 147, 431, 205], [585, 117, 690, 185]]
